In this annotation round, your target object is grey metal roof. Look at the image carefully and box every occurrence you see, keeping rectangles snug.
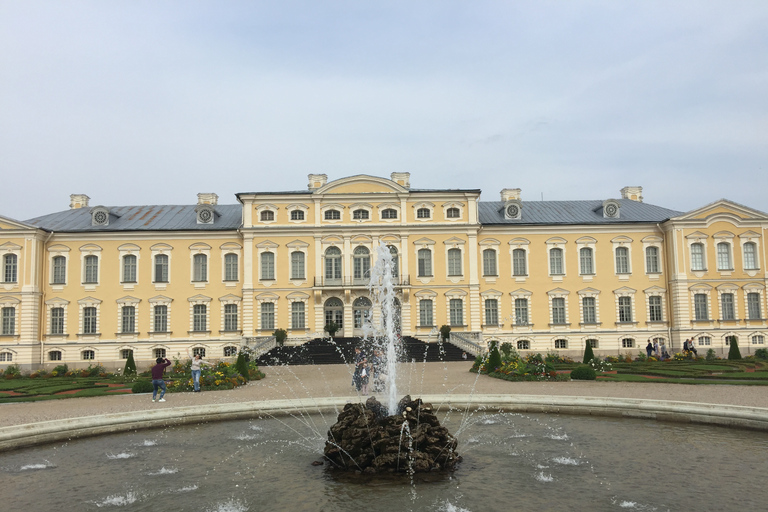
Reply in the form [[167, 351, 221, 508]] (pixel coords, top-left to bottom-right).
[[24, 205, 242, 232], [479, 200, 682, 225]]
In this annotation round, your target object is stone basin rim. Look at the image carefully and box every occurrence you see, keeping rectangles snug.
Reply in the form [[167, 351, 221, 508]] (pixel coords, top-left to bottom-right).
[[2, 394, 768, 452]]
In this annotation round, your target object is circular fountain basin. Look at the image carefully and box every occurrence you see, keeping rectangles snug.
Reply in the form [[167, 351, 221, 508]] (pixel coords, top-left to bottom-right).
[[2, 407, 768, 512]]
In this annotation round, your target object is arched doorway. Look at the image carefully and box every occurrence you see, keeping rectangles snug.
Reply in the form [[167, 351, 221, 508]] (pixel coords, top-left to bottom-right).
[[353, 246, 370, 284], [325, 247, 342, 284], [353, 297, 372, 329], [324, 297, 344, 331]]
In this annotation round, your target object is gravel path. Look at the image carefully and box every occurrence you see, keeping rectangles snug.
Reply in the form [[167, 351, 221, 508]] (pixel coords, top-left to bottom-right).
[[2, 362, 766, 427]]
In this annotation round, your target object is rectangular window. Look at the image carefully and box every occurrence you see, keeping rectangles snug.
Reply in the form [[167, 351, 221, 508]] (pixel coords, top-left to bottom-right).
[[225, 253, 238, 281], [261, 302, 275, 330], [49, 351, 62, 361], [646, 247, 659, 273], [1, 307, 15, 335], [291, 251, 305, 279], [291, 302, 305, 329], [447, 249, 462, 276], [120, 349, 132, 360], [717, 242, 732, 270], [748, 292, 762, 320], [691, 243, 705, 271], [551, 297, 566, 324], [154, 348, 167, 359], [549, 249, 563, 275], [582, 297, 596, 323], [485, 299, 498, 325], [515, 298, 528, 325], [193, 304, 207, 331], [121, 306, 136, 333], [0, 352, 12, 361], [694, 293, 708, 320], [744, 242, 758, 270], [554, 339, 567, 349], [155, 254, 169, 283], [52, 256, 66, 284], [418, 249, 432, 277], [3, 254, 17, 283], [419, 299, 433, 326], [153, 305, 168, 332], [484, 249, 499, 276], [618, 296, 632, 322], [51, 307, 64, 334], [580, 248, 593, 275], [697, 336, 711, 346], [122, 255, 137, 283], [752, 335, 765, 345], [512, 249, 526, 276], [621, 338, 635, 348], [721, 293, 735, 320], [83, 306, 97, 334], [192, 347, 206, 357], [84, 255, 98, 284], [649, 296, 663, 322], [588, 339, 598, 348], [193, 254, 207, 282], [261, 252, 275, 280], [224, 304, 238, 331], [615, 247, 629, 274], [449, 298, 463, 326], [82, 350, 94, 360]]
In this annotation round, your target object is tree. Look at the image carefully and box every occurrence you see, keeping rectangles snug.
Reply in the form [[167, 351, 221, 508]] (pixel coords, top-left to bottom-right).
[[727, 337, 742, 360], [324, 321, 340, 337], [486, 340, 502, 374], [273, 328, 288, 346], [236, 351, 250, 381], [583, 340, 595, 364], [439, 325, 451, 340], [123, 350, 137, 375]]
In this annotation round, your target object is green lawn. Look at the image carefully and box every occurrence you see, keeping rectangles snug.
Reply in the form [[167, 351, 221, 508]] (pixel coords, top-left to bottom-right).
[[0, 377, 131, 403]]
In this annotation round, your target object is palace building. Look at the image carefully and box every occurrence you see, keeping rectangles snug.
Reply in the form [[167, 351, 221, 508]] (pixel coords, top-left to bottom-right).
[[1, 173, 767, 369]]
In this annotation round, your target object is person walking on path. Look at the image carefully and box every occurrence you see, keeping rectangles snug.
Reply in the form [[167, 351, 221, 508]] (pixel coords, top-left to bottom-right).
[[188, 350, 212, 393], [151, 357, 171, 402]]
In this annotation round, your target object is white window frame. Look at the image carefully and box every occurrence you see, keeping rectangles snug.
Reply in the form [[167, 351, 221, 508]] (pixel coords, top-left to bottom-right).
[[78, 297, 102, 338], [413, 202, 435, 222], [80, 245, 102, 287]]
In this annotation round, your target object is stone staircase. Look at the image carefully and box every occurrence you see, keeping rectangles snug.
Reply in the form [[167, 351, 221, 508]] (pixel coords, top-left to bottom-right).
[[254, 336, 469, 366]]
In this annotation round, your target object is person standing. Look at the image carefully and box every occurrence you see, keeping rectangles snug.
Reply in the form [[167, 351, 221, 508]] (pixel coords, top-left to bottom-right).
[[653, 339, 660, 359], [646, 340, 653, 359], [188, 351, 212, 393], [151, 357, 171, 402]]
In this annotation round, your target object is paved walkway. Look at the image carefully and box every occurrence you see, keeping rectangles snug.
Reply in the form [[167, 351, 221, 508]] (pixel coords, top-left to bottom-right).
[[2, 362, 767, 428]]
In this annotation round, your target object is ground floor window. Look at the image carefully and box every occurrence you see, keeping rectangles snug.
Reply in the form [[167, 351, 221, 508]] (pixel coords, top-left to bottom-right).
[[0, 352, 13, 361], [154, 348, 166, 359], [82, 350, 95, 360], [588, 339, 598, 348], [517, 340, 530, 350], [49, 350, 62, 361], [193, 347, 206, 357], [554, 339, 567, 349], [120, 349, 133, 359], [752, 335, 765, 345], [223, 346, 238, 357], [697, 336, 711, 346], [622, 338, 635, 348]]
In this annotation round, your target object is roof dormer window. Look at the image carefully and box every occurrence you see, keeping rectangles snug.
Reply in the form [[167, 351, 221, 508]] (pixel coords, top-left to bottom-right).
[[195, 205, 215, 225]]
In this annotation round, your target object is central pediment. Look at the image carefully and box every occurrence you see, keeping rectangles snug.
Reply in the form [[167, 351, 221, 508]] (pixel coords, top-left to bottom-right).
[[315, 175, 408, 195]]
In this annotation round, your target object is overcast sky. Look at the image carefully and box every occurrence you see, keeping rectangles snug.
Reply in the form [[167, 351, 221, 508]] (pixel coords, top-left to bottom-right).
[[1, 1, 767, 221]]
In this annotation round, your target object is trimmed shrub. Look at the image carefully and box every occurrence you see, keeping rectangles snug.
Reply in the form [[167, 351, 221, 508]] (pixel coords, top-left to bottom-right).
[[583, 341, 595, 364], [754, 348, 768, 360], [706, 348, 718, 361], [131, 380, 154, 394], [124, 351, 137, 375], [570, 365, 597, 380], [728, 338, 742, 360], [236, 352, 250, 381], [324, 321, 340, 337], [439, 325, 451, 340], [273, 328, 288, 346], [486, 341, 502, 373], [52, 364, 68, 375]]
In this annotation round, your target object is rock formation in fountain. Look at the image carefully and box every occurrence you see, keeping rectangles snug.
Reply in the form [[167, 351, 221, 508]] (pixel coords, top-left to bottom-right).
[[323, 395, 461, 474]]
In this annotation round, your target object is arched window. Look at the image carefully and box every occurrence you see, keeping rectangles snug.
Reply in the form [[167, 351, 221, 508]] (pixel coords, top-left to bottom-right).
[[325, 247, 342, 282], [260, 210, 275, 221], [193, 254, 207, 282], [388, 245, 399, 278], [52, 255, 66, 284], [381, 208, 398, 219], [224, 253, 238, 281], [352, 209, 369, 220], [324, 209, 341, 220], [549, 248, 563, 275], [717, 242, 732, 270], [416, 208, 431, 219], [744, 242, 758, 270], [645, 246, 659, 273], [418, 248, 432, 277], [690, 243, 705, 271], [353, 297, 372, 328], [3, 254, 17, 283], [447, 248, 462, 276], [483, 248, 498, 276], [512, 249, 526, 276], [84, 255, 99, 283], [324, 298, 344, 329], [615, 247, 629, 274], [261, 252, 275, 280], [580, 247, 594, 274], [446, 207, 460, 219], [353, 246, 370, 282], [154, 254, 169, 283], [122, 254, 137, 283]]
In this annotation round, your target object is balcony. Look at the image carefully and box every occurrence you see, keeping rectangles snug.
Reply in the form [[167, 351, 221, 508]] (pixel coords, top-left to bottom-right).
[[314, 274, 411, 288]]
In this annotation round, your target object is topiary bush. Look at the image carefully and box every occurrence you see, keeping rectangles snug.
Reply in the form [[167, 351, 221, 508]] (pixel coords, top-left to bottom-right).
[[324, 321, 340, 337], [755, 348, 768, 360], [570, 365, 597, 380], [131, 380, 154, 394], [235, 352, 250, 381], [52, 364, 68, 375], [486, 341, 502, 373], [124, 351, 137, 375], [583, 341, 595, 364], [728, 338, 742, 360], [439, 325, 451, 340], [706, 348, 718, 361], [273, 328, 288, 346]]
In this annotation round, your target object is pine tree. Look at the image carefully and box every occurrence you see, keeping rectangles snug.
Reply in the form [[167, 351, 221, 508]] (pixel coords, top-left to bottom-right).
[[583, 340, 595, 364], [727, 337, 742, 360], [236, 352, 250, 381], [124, 351, 137, 375]]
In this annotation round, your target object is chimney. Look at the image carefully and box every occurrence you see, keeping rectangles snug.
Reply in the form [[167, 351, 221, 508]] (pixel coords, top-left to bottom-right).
[[70, 194, 90, 209], [308, 174, 328, 191], [197, 193, 219, 205], [500, 188, 521, 202], [390, 172, 411, 188], [620, 186, 643, 203]]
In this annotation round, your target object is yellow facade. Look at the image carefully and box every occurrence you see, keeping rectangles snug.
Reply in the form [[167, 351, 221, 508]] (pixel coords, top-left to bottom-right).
[[1, 173, 767, 369]]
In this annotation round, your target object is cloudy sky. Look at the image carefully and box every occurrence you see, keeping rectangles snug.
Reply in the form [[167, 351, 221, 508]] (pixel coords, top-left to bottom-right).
[[1, 1, 767, 221]]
